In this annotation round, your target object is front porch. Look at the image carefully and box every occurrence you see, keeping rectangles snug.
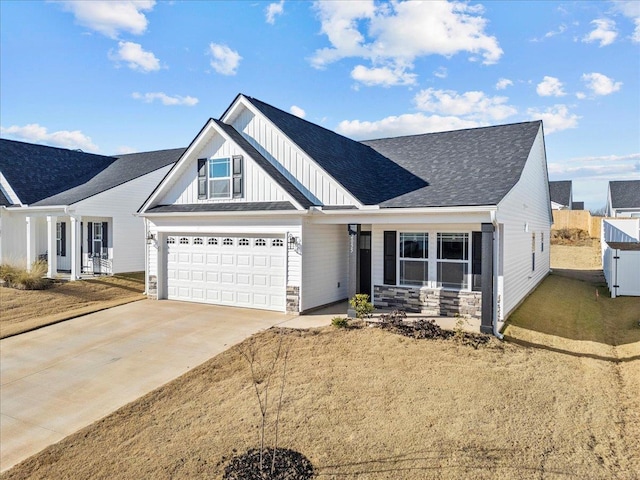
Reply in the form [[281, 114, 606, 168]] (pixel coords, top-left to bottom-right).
[[25, 213, 113, 280]]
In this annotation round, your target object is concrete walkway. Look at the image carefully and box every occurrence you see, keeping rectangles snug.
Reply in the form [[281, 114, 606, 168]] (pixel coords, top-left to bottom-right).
[[0, 300, 334, 472]]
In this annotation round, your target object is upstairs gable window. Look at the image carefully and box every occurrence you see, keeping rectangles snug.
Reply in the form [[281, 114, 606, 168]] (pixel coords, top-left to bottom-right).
[[209, 158, 231, 199], [198, 155, 244, 200]]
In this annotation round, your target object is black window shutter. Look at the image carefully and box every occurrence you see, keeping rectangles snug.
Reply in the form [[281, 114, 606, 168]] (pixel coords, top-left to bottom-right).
[[232, 155, 243, 198], [102, 222, 109, 255], [87, 222, 93, 255], [60, 222, 66, 257], [197, 158, 207, 199], [383, 231, 397, 285]]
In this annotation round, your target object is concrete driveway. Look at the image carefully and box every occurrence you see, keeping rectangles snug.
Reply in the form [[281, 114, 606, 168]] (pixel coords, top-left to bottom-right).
[[0, 300, 334, 472]]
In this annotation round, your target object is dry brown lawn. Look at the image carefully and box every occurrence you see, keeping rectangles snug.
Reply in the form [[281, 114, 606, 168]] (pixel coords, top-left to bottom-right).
[[2, 245, 639, 479], [0, 273, 145, 338]]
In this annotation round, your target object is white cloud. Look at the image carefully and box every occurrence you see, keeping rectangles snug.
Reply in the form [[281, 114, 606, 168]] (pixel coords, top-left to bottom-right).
[[266, 0, 284, 24], [581, 72, 622, 96], [58, 0, 155, 39], [1, 123, 99, 152], [208, 43, 242, 75], [582, 18, 618, 46], [527, 104, 580, 134], [109, 41, 161, 72], [536, 76, 566, 97], [433, 67, 448, 79], [414, 88, 517, 121], [495, 78, 513, 90], [576, 92, 587, 100], [115, 145, 137, 154], [132, 92, 199, 106], [548, 153, 640, 179], [290, 105, 306, 118], [612, 1, 640, 42], [336, 113, 478, 140], [311, 0, 502, 86], [351, 64, 417, 87]]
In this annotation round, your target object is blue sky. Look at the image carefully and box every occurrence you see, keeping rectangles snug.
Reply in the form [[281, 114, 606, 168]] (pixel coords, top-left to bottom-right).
[[1, 0, 638, 210]]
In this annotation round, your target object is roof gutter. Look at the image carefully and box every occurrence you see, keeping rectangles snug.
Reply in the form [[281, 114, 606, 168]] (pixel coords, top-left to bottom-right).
[[138, 209, 305, 218], [4, 205, 69, 213], [312, 204, 498, 216]]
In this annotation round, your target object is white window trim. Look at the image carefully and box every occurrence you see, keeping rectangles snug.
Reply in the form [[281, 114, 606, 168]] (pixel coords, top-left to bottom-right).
[[394, 230, 474, 292], [208, 157, 232, 200], [436, 232, 471, 291], [398, 232, 429, 287]]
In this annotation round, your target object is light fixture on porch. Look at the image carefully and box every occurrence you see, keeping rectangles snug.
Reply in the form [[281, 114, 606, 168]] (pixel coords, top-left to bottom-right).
[[146, 232, 156, 244], [287, 233, 300, 251]]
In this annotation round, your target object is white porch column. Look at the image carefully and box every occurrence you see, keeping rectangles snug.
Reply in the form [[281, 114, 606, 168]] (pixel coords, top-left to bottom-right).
[[46, 215, 57, 278], [70, 216, 81, 280], [26, 216, 36, 271]]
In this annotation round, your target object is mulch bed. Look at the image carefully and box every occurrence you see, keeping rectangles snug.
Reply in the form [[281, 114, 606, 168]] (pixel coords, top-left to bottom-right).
[[372, 310, 491, 348], [222, 448, 315, 480]]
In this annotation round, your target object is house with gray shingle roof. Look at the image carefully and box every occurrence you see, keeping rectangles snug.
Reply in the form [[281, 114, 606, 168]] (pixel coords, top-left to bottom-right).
[[607, 180, 640, 217], [139, 94, 552, 336], [549, 180, 573, 210], [0, 139, 183, 277]]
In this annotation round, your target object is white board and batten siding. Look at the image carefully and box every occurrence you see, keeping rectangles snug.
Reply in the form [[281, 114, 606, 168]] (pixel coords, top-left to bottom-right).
[[77, 165, 172, 273], [495, 127, 551, 319], [300, 222, 349, 311], [230, 106, 357, 207], [161, 133, 290, 206]]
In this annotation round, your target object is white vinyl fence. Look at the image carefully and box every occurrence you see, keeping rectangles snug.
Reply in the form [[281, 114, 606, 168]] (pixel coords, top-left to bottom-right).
[[601, 218, 640, 298]]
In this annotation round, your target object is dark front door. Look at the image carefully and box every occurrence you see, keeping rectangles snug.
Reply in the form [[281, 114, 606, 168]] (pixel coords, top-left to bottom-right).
[[359, 231, 372, 298]]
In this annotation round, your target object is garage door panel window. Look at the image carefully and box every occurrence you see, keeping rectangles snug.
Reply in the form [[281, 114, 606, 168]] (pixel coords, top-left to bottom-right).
[[208, 238, 218, 245], [179, 237, 189, 245], [194, 237, 203, 245], [223, 238, 234, 246]]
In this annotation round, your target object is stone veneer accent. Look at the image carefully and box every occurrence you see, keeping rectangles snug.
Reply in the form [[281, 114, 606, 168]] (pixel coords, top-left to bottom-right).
[[374, 285, 481, 319], [147, 275, 158, 299], [286, 286, 300, 313]]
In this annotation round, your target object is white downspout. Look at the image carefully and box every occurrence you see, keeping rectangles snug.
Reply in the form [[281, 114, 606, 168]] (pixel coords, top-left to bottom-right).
[[491, 211, 504, 340]]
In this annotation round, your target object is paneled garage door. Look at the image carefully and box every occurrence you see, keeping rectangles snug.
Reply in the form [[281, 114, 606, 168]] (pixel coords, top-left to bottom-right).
[[166, 234, 286, 311]]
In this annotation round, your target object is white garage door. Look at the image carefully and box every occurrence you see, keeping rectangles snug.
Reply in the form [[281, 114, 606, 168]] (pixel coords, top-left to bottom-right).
[[166, 234, 286, 311]]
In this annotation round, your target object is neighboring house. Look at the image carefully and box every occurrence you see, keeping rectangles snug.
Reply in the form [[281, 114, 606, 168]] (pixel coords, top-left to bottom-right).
[[606, 180, 640, 217], [0, 139, 184, 278], [572, 201, 584, 211], [601, 217, 640, 297], [549, 180, 573, 210], [139, 94, 552, 335]]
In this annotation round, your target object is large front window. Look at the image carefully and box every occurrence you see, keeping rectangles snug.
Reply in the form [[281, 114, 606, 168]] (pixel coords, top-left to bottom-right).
[[399, 232, 428, 286], [209, 157, 231, 199], [437, 233, 469, 290]]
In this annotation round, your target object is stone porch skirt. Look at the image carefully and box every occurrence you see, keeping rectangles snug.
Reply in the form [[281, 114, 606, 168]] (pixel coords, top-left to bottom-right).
[[373, 285, 481, 319]]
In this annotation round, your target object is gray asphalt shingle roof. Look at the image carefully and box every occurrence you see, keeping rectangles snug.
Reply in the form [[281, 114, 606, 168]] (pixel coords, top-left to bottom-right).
[[362, 121, 543, 207], [0, 138, 183, 206], [0, 139, 115, 205], [244, 96, 428, 205], [0, 188, 10, 206], [549, 180, 572, 207], [34, 148, 185, 206], [609, 180, 640, 209]]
